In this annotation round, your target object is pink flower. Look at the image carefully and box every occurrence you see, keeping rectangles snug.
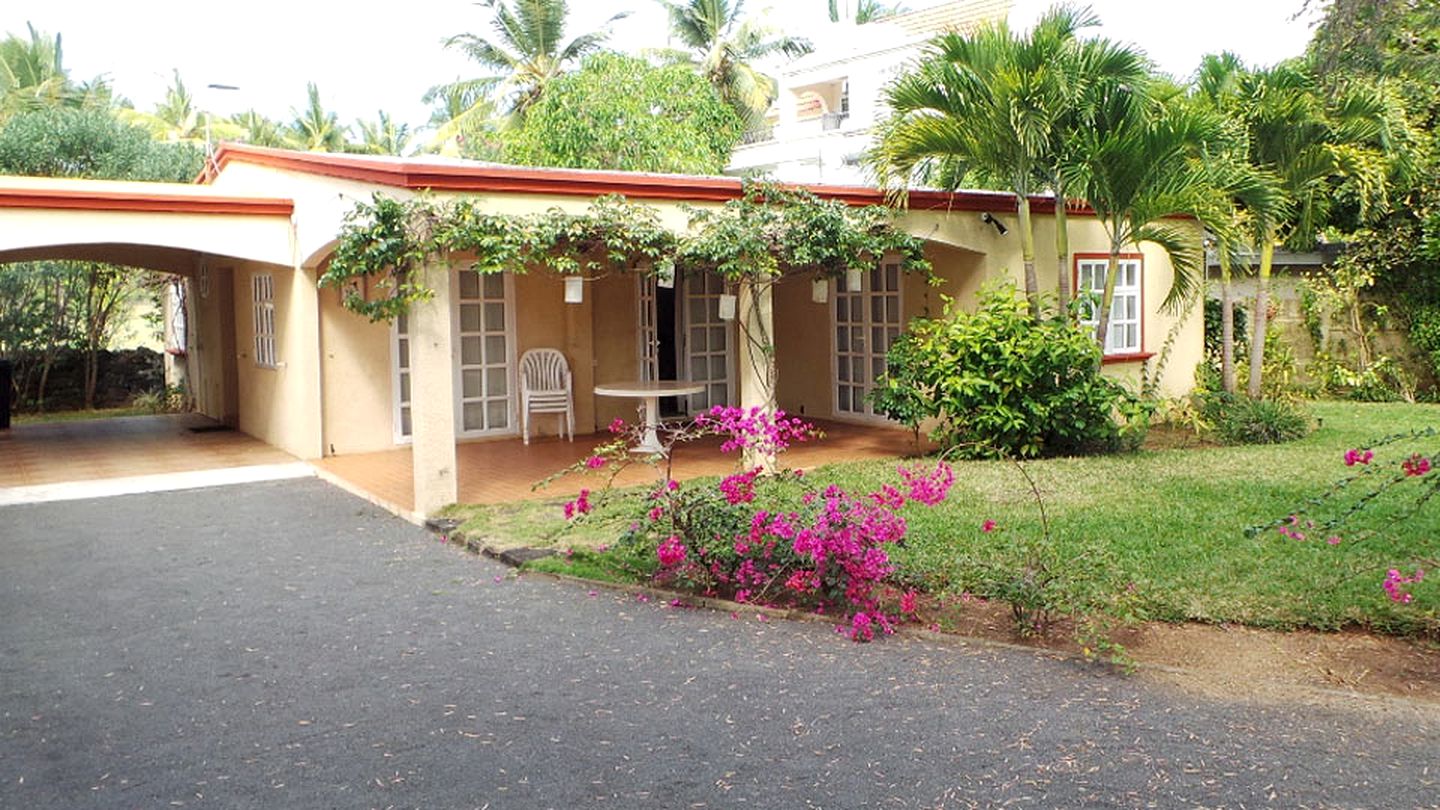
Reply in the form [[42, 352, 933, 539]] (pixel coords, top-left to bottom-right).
[[585, 455, 607, 470], [563, 489, 591, 520], [897, 461, 954, 506], [899, 590, 918, 615], [608, 418, 626, 434], [1326, 536, 1342, 546], [981, 519, 997, 533], [1383, 567, 1424, 604], [647, 505, 664, 522], [657, 535, 687, 567], [1344, 448, 1375, 466], [1402, 454, 1431, 477]]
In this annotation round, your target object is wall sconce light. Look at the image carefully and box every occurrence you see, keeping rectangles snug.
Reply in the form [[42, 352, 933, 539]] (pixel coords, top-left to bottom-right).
[[811, 277, 829, 303], [981, 212, 1009, 235], [845, 267, 863, 291], [718, 293, 737, 321], [564, 275, 584, 304]]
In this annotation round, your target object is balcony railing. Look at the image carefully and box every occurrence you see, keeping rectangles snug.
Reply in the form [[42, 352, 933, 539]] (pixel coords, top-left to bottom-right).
[[740, 124, 776, 145]]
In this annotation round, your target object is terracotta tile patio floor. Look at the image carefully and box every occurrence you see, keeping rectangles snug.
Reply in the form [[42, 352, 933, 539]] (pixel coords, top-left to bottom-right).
[[0, 413, 298, 488], [314, 420, 924, 513]]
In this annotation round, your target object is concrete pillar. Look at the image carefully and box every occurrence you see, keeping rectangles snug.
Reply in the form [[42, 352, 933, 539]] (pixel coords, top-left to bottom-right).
[[737, 278, 777, 471], [410, 259, 459, 515]]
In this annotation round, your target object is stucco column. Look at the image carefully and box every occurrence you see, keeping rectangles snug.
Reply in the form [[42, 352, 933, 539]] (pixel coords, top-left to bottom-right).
[[737, 278, 777, 470], [410, 258, 458, 515]]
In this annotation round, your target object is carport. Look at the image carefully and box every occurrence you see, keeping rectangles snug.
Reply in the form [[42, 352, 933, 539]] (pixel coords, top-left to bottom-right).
[[0, 174, 306, 494]]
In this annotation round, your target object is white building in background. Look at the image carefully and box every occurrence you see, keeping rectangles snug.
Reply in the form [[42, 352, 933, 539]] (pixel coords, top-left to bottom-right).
[[727, 0, 1015, 185]]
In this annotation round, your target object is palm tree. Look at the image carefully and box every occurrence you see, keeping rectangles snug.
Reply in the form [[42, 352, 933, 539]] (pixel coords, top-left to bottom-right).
[[870, 16, 1064, 319], [1064, 85, 1224, 349], [656, 0, 812, 124], [1031, 7, 1150, 317], [421, 79, 503, 158], [827, 0, 907, 24], [1234, 63, 1392, 397], [352, 111, 413, 156], [432, 0, 625, 123], [0, 23, 107, 119], [233, 109, 291, 148], [289, 82, 348, 152]]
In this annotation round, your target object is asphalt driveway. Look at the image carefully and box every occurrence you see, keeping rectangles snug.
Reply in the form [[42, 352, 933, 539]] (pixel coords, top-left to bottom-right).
[[1, 479, 1436, 808]]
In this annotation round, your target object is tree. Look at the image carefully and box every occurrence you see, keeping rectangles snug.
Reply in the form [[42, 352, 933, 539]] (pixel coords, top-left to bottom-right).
[[827, 0, 907, 24], [0, 106, 202, 181], [233, 109, 291, 148], [431, 0, 625, 124], [999, 7, 1147, 319], [421, 82, 504, 159], [352, 110, 413, 156], [500, 52, 742, 173], [1064, 85, 1222, 350], [656, 0, 811, 124], [289, 82, 348, 152], [871, 14, 1072, 319], [1190, 52, 1289, 394], [0, 23, 108, 120], [1231, 63, 1393, 398]]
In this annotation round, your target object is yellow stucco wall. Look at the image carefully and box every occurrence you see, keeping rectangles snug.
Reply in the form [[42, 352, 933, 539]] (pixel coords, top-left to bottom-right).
[[211, 158, 1201, 454], [230, 260, 323, 459]]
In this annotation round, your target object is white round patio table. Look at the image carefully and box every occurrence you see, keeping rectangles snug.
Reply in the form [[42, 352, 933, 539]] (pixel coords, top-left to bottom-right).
[[593, 380, 706, 454]]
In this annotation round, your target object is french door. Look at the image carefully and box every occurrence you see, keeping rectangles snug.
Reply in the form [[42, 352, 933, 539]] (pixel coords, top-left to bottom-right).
[[393, 270, 515, 442], [637, 274, 660, 382], [833, 262, 902, 420], [681, 273, 734, 413], [455, 271, 513, 435]]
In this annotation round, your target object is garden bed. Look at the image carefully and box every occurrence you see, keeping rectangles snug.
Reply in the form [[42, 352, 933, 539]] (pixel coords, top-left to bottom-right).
[[444, 400, 1440, 640]]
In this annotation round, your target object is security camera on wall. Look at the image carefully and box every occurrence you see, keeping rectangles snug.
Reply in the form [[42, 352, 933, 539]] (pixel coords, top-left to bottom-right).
[[980, 212, 1009, 236]]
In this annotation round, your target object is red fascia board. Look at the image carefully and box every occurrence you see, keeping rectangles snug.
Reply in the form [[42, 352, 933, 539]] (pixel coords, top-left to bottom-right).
[[0, 186, 293, 216], [206, 142, 1095, 213]]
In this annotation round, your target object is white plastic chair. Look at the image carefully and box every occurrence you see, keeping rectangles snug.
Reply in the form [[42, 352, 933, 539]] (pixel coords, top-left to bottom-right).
[[520, 348, 574, 445]]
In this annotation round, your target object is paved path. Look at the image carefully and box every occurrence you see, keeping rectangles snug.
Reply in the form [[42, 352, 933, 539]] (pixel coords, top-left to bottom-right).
[[2, 480, 1437, 808]]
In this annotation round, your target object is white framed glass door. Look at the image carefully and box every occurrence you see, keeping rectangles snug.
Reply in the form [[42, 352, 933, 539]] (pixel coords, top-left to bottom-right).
[[681, 272, 734, 413], [392, 312, 412, 443], [637, 275, 660, 382], [456, 271, 514, 436], [833, 262, 902, 420], [391, 271, 516, 442]]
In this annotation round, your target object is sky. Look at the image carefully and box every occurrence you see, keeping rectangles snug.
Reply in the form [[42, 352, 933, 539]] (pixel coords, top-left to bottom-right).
[[3, 1, 1323, 133]]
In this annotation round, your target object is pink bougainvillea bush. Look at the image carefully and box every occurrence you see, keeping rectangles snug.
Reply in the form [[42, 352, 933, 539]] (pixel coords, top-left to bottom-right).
[[551, 406, 953, 641]]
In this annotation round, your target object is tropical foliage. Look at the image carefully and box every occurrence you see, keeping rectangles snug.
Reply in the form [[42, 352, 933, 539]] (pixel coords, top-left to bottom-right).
[[500, 52, 742, 173], [655, 0, 812, 123], [430, 0, 625, 123]]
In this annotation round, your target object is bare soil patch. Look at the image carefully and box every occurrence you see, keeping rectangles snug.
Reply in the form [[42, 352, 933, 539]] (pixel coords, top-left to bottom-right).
[[917, 593, 1440, 706]]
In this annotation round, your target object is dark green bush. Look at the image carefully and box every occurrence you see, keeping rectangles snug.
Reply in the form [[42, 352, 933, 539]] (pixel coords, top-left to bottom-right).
[[1201, 392, 1311, 445], [870, 283, 1136, 458]]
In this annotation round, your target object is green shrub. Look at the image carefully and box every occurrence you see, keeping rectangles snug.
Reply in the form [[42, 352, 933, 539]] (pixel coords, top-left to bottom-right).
[[1407, 304, 1440, 377], [1202, 393, 1311, 445], [870, 283, 1135, 458]]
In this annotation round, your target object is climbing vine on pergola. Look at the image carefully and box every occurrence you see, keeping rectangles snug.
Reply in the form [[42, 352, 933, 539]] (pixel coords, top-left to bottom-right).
[[320, 181, 933, 411], [321, 181, 931, 319]]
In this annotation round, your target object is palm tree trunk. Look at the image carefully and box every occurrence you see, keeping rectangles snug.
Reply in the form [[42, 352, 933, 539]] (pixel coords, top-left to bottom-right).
[[1095, 249, 1121, 352], [1220, 248, 1236, 394], [1016, 196, 1040, 320], [1246, 239, 1275, 398], [1054, 197, 1072, 320]]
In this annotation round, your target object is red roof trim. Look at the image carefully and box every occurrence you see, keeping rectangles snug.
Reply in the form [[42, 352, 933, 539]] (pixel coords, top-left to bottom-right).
[[0, 186, 293, 216], [204, 142, 1088, 215]]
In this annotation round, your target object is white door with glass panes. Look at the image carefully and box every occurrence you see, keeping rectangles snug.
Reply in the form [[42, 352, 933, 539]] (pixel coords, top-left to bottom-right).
[[1076, 257, 1142, 354], [392, 312, 413, 442], [682, 272, 734, 413], [833, 262, 902, 420], [392, 271, 516, 442], [456, 271, 515, 435], [637, 274, 660, 382]]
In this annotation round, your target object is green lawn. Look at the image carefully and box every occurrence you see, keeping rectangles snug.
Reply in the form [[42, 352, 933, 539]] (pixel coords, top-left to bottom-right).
[[453, 401, 1440, 636]]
